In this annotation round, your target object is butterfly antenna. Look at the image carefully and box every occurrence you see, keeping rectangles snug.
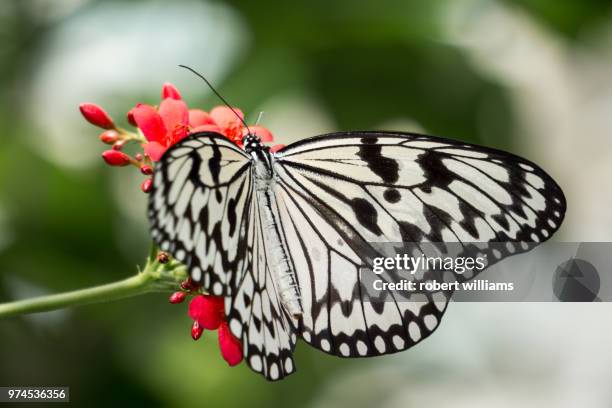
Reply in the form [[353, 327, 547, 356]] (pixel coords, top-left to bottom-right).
[[255, 111, 265, 126], [178, 64, 252, 135]]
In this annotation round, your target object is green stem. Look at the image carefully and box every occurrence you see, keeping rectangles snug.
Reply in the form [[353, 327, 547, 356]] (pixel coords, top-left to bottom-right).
[[0, 248, 189, 318], [0, 273, 154, 318]]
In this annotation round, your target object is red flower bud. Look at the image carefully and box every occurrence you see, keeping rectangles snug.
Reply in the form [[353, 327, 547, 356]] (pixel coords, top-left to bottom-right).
[[218, 321, 243, 366], [191, 321, 204, 340], [180, 278, 194, 291], [162, 82, 182, 100], [80, 103, 115, 129], [135, 153, 143, 161], [127, 108, 138, 127], [99, 130, 119, 144], [140, 165, 153, 175], [169, 291, 187, 304], [112, 140, 126, 151], [102, 150, 131, 166], [141, 178, 153, 193], [157, 252, 169, 264]]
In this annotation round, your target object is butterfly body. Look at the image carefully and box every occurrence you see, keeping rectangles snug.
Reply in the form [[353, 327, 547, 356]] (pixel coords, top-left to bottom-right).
[[257, 183, 303, 318], [149, 130, 566, 380], [244, 133, 304, 317]]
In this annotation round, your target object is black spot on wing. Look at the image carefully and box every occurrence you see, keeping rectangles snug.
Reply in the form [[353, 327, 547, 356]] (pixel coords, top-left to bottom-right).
[[458, 201, 481, 239], [357, 144, 399, 184], [415, 149, 454, 193], [398, 220, 424, 242], [227, 198, 237, 236], [351, 198, 382, 236], [383, 188, 401, 203], [491, 213, 510, 231], [304, 175, 384, 236], [361, 137, 378, 144], [227, 178, 247, 237], [209, 141, 223, 202], [200, 205, 209, 231]]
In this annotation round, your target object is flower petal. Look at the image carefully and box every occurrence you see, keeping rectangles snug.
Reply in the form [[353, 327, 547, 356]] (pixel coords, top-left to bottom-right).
[[218, 321, 243, 366], [132, 104, 167, 143], [143, 141, 168, 162], [188, 295, 224, 330], [159, 98, 189, 133], [270, 144, 286, 153], [246, 125, 274, 142], [191, 124, 223, 134], [189, 109, 215, 127], [162, 82, 182, 100], [210, 106, 244, 133]]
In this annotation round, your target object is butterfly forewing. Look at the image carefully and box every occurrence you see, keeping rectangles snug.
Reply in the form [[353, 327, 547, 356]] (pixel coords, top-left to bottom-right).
[[149, 133, 253, 295], [274, 131, 565, 247]]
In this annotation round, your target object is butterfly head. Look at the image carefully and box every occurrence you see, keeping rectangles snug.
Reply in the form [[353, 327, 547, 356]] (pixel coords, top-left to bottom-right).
[[244, 133, 274, 183], [243, 133, 263, 153]]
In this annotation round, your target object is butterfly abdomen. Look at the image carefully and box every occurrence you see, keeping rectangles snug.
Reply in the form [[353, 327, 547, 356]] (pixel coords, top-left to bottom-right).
[[258, 188, 303, 317], [252, 144, 303, 318]]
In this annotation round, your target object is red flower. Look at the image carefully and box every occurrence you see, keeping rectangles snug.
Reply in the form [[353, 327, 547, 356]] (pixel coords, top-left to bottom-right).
[[209, 106, 244, 144], [189, 109, 220, 134], [80, 82, 278, 197], [218, 321, 243, 366], [188, 294, 224, 330], [131, 99, 190, 161], [187, 294, 243, 366], [199, 107, 274, 147]]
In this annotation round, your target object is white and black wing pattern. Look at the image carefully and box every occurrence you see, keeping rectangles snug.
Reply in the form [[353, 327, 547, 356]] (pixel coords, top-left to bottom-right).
[[225, 195, 298, 380], [272, 131, 566, 357], [149, 133, 253, 295], [273, 176, 448, 358], [149, 132, 297, 380]]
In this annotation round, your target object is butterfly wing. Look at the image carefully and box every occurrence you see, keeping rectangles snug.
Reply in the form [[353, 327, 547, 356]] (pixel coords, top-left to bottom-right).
[[149, 132, 296, 380], [225, 195, 297, 380], [149, 133, 253, 295], [272, 131, 566, 357]]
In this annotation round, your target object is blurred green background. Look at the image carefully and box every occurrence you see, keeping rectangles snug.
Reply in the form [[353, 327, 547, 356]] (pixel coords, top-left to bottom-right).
[[1, 0, 612, 407]]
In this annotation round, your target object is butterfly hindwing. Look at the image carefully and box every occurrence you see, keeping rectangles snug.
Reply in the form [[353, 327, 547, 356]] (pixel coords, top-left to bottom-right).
[[273, 175, 449, 357], [225, 196, 297, 380]]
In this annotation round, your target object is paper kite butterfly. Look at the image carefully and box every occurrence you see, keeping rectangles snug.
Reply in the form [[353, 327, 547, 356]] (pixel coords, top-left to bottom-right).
[[148, 127, 566, 380]]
